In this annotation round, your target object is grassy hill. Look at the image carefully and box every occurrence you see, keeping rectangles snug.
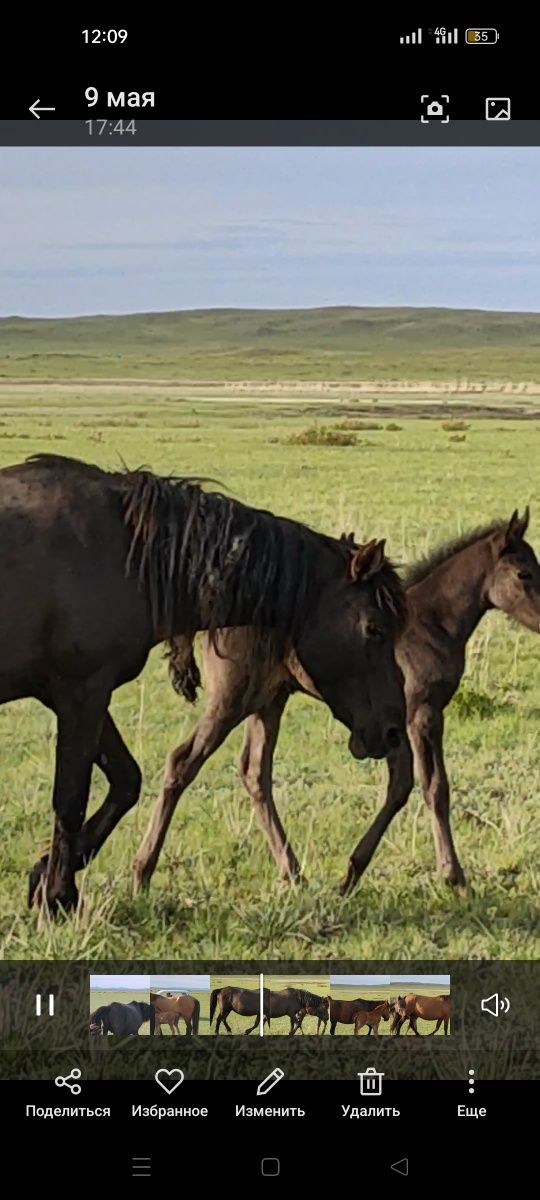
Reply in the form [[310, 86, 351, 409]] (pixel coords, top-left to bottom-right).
[[1, 306, 540, 382]]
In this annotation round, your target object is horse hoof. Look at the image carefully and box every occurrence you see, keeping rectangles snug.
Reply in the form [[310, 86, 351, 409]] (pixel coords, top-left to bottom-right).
[[28, 863, 79, 916], [442, 866, 467, 893], [339, 864, 359, 897], [132, 864, 151, 895], [28, 857, 48, 909]]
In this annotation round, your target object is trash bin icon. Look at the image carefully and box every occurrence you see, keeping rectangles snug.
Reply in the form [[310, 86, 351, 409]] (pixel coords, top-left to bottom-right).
[[358, 1067, 384, 1096]]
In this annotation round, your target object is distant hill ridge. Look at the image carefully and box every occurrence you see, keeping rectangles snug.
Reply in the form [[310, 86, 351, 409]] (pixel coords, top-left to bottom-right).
[[1, 307, 539, 382], [2, 306, 540, 347]]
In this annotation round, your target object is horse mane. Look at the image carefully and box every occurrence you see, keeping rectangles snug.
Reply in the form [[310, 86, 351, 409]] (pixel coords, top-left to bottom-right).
[[27, 454, 406, 650], [27, 454, 318, 641], [404, 520, 507, 588]]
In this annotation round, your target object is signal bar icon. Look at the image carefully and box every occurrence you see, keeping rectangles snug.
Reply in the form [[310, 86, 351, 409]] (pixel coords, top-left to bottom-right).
[[434, 27, 458, 45], [400, 28, 422, 45]]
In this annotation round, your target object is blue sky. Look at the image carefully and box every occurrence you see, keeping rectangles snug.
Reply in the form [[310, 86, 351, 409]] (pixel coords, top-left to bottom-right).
[[150, 975, 210, 990], [0, 147, 538, 317], [90, 974, 149, 989]]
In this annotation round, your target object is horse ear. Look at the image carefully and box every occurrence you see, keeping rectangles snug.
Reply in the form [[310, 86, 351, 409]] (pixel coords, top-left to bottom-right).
[[349, 539, 386, 582], [340, 530, 356, 545], [504, 506, 530, 549]]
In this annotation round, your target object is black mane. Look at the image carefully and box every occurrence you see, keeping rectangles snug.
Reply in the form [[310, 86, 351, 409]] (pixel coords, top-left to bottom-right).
[[27, 455, 405, 645], [404, 521, 506, 589], [28, 455, 340, 641]]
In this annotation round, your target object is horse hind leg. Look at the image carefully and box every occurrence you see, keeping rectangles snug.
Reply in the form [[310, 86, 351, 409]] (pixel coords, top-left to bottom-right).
[[132, 706, 241, 893], [238, 691, 303, 883]]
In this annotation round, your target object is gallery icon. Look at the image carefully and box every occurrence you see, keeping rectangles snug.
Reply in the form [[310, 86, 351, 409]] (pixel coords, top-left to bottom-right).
[[420, 95, 450, 123], [358, 1067, 384, 1096], [485, 97, 511, 120]]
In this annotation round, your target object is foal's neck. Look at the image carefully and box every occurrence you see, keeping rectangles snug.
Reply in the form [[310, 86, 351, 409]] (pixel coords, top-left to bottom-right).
[[409, 538, 493, 646]]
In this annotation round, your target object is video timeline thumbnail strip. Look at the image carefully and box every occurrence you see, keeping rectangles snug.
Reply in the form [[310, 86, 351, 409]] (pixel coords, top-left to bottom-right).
[[87, 972, 452, 1036]]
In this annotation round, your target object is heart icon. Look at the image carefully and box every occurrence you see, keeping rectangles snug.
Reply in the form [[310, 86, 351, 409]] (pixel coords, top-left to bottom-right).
[[155, 1068, 184, 1094]]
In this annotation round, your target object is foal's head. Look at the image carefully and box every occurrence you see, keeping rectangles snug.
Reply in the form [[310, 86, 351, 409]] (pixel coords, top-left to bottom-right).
[[293, 536, 407, 760], [486, 508, 540, 632]]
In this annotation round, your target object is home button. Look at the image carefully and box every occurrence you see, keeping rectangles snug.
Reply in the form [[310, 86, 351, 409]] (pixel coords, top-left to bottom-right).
[[261, 1158, 280, 1176]]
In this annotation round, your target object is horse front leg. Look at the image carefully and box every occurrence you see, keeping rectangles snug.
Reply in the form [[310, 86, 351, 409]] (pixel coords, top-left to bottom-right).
[[29, 682, 110, 914], [132, 707, 240, 893], [75, 712, 142, 869], [238, 690, 303, 883], [340, 736, 414, 895], [409, 705, 466, 890]]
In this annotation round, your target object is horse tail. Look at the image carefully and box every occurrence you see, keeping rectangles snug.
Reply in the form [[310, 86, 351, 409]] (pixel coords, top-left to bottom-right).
[[191, 998, 200, 1035], [209, 988, 220, 1026], [166, 634, 202, 702]]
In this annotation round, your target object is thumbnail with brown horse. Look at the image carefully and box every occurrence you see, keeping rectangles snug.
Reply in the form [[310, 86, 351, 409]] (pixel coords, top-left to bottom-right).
[[392, 994, 451, 1035], [151, 992, 200, 1035], [327, 996, 387, 1036], [89, 1000, 154, 1035], [136, 509, 540, 893], [210, 985, 268, 1035], [264, 988, 329, 1035], [0, 454, 406, 913], [353, 1000, 391, 1035]]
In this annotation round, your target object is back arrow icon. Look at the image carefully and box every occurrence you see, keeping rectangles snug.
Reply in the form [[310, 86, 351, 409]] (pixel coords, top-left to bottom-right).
[[29, 100, 56, 119]]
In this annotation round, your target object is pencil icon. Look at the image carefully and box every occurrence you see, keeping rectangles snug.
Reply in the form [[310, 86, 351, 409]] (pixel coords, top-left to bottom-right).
[[256, 1067, 284, 1096]]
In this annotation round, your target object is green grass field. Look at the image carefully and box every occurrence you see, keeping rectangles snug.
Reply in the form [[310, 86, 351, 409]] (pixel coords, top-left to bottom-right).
[[1, 308, 540, 965], [329, 983, 450, 1035], [89, 989, 151, 1033]]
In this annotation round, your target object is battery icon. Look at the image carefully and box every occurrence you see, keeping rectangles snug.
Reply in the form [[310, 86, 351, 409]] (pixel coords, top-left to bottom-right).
[[465, 28, 499, 43]]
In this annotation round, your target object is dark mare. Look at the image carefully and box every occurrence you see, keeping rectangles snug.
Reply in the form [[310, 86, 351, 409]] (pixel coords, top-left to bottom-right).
[[210, 985, 268, 1035], [89, 1000, 154, 1035], [327, 996, 386, 1036], [0, 454, 406, 912], [264, 988, 329, 1035], [136, 509, 540, 892]]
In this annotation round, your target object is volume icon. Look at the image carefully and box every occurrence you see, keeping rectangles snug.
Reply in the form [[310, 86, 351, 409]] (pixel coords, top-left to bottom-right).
[[480, 992, 510, 1017]]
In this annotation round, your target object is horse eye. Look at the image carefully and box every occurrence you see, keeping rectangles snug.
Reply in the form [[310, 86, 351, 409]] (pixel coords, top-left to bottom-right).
[[517, 569, 532, 581], [366, 621, 383, 639]]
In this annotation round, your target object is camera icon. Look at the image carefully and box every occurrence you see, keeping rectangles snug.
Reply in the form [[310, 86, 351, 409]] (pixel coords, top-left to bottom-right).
[[420, 95, 450, 123]]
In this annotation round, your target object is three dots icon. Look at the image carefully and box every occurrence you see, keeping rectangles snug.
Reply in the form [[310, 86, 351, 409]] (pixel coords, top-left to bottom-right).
[[468, 1069, 475, 1094]]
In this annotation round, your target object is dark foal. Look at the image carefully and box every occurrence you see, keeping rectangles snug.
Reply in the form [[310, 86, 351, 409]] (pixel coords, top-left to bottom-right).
[[133, 538, 407, 892], [134, 509, 540, 895], [341, 507, 540, 893]]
